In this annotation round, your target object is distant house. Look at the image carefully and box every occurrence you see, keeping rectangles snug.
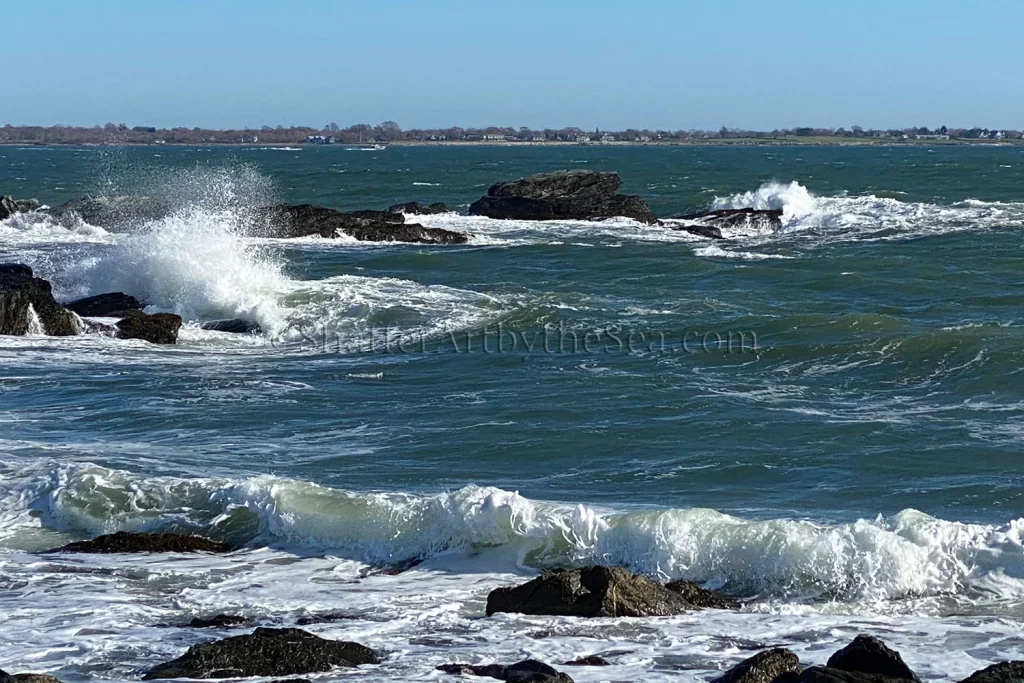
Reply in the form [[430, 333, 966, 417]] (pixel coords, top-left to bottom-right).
[[482, 134, 505, 141], [636, 135, 652, 143], [914, 134, 949, 140], [599, 133, 616, 143], [305, 135, 334, 144], [531, 135, 546, 142]]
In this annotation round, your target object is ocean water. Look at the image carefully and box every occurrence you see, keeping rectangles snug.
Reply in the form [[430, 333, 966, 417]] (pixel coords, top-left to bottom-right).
[[1, 144, 1023, 682]]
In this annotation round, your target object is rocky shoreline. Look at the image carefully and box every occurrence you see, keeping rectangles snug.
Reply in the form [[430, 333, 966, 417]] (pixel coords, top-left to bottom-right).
[[3, 531, 1016, 682]]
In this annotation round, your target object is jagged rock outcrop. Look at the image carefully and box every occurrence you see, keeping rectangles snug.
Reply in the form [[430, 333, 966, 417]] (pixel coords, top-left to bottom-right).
[[958, 662, 1024, 683], [485, 566, 730, 618], [0, 196, 39, 220], [469, 171, 657, 224], [115, 312, 182, 344], [45, 196, 172, 231], [142, 627, 379, 680], [827, 636, 921, 682], [65, 292, 144, 318], [0, 264, 79, 336], [200, 319, 262, 334], [437, 659, 574, 682], [714, 648, 802, 683], [388, 201, 450, 215], [268, 204, 466, 243], [50, 531, 230, 554]]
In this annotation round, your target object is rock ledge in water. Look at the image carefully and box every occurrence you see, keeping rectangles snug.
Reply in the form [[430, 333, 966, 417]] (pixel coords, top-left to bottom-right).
[[142, 627, 380, 680], [827, 635, 921, 682], [65, 292, 144, 318], [714, 648, 801, 683], [438, 659, 574, 682], [116, 312, 182, 344], [51, 531, 230, 554], [958, 662, 1024, 683], [388, 201, 450, 215], [269, 204, 466, 243], [0, 264, 79, 336]]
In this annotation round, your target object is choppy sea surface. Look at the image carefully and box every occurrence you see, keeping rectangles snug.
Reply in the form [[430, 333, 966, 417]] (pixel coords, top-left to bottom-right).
[[1, 144, 1023, 682]]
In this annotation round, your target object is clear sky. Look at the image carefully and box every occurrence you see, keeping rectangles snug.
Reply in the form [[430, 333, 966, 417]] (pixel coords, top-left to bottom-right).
[[4, 0, 1022, 131]]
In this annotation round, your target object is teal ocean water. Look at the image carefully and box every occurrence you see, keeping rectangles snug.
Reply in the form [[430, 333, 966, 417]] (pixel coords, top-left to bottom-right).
[[1, 144, 1023, 682]]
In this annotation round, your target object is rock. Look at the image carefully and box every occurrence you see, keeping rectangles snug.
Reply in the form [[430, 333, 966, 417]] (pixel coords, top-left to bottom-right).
[[0, 196, 18, 220], [469, 170, 656, 224], [188, 615, 254, 629], [116, 312, 182, 344], [800, 666, 910, 683], [437, 660, 574, 682], [142, 627, 379, 680], [486, 566, 726, 618], [563, 656, 612, 666], [45, 195, 172, 231], [0, 671, 10, 683], [959, 662, 1024, 683], [388, 201, 450, 215], [662, 221, 724, 239], [714, 648, 801, 683], [14, 199, 40, 213], [826, 636, 920, 682], [64, 292, 144, 318], [664, 579, 738, 609], [678, 208, 783, 233], [12, 675, 63, 683], [50, 531, 230, 554], [200, 319, 262, 334], [295, 613, 359, 626], [0, 264, 79, 336], [268, 204, 467, 243]]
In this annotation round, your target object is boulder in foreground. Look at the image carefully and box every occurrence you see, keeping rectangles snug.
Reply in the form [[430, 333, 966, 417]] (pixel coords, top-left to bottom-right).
[[485, 566, 729, 618], [714, 648, 801, 683], [50, 531, 230, 554], [438, 659, 574, 682], [469, 171, 657, 224], [958, 662, 1024, 683], [116, 312, 182, 344], [826, 635, 921, 682], [65, 292, 144, 318], [0, 264, 79, 336], [142, 627, 379, 680], [268, 204, 466, 243]]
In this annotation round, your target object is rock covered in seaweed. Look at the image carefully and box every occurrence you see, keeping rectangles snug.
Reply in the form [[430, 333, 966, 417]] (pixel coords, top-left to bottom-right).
[[115, 312, 183, 344]]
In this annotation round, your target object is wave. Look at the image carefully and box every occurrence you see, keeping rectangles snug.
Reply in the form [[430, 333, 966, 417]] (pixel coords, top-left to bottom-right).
[[5, 461, 1023, 606]]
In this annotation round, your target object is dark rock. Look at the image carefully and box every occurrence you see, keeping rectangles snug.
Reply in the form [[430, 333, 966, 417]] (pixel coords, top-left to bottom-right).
[[800, 666, 911, 683], [388, 201, 450, 215], [142, 627, 379, 680], [714, 648, 801, 683], [45, 196, 172, 231], [662, 221, 724, 239], [116, 312, 182, 344], [188, 615, 254, 629], [50, 531, 230, 554], [437, 660, 573, 682], [469, 171, 656, 224], [826, 636, 920, 682], [563, 655, 612, 666], [664, 579, 738, 609], [64, 292, 144, 318], [0, 264, 79, 336], [14, 199, 40, 213], [678, 208, 783, 233], [959, 662, 1024, 683], [268, 203, 466, 243], [0, 671, 10, 683], [12, 675, 63, 683], [200, 318, 262, 334], [295, 613, 359, 626], [268, 680, 311, 683], [486, 566, 727, 618], [0, 196, 17, 220]]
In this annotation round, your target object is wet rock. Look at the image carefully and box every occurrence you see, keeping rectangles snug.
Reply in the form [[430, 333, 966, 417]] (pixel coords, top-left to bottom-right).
[[563, 655, 612, 666], [800, 666, 910, 683], [0, 671, 10, 683], [64, 292, 144, 318], [664, 579, 739, 609], [826, 636, 921, 682], [188, 615, 254, 629], [116, 312, 182, 344], [958, 662, 1024, 683], [0, 264, 79, 336], [388, 201, 450, 215], [295, 613, 359, 626], [12, 675, 63, 683], [268, 204, 466, 243], [200, 318, 262, 334], [486, 566, 727, 618], [662, 220, 724, 239], [469, 171, 656, 224], [45, 195, 172, 231], [678, 208, 783, 232], [142, 627, 379, 680], [714, 648, 801, 683], [437, 659, 574, 682], [0, 196, 38, 219], [50, 531, 230, 554]]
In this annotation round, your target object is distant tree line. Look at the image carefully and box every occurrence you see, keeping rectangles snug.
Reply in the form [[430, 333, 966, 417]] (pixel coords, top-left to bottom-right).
[[1, 122, 1021, 145]]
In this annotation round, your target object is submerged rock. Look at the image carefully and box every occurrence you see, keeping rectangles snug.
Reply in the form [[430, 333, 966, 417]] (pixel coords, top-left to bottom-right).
[[958, 662, 1024, 683], [200, 318, 262, 334], [116, 312, 182, 344], [714, 648, 801, 683], [486, 566, 728, 618], [388, 201, 450, 215], [142, 627, 379, 679], [268, 204, 466, 243], [438, 659, 574, 682], [563, 656, 612, 666], [50, 531, 230, 554], [0, 264, 79, 336], [187, 614, 254, 629], [469, 170, 657, 224], [64, 292, 144, 318], [678, 208, 783, 232], [826, 636, 921, 682], [45, 195, 172, 231]]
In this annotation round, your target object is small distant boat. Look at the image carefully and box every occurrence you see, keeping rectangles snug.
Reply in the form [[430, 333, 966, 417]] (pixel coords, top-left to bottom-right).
[[345, 143, 387, 151]]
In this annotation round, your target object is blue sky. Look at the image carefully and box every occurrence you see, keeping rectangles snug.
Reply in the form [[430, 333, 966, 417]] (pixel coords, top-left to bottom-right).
[[4, 0, 1022, 130]]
